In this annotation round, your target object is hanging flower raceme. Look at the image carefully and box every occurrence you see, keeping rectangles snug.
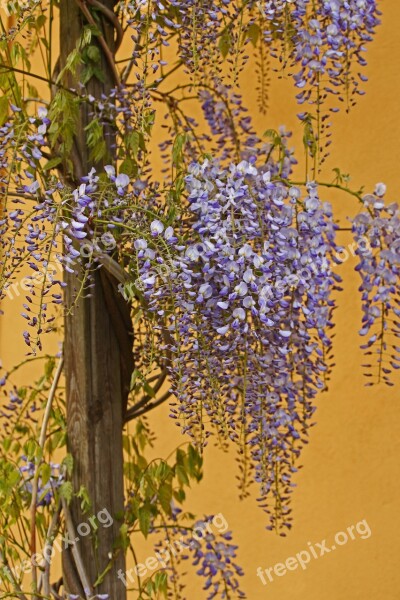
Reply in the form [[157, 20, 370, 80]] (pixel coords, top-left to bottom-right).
[[182, 518, 245, 600], [199, 83, 296, 176], [154, 513, 245, 600], [133, 158, 341, 531], [257, 0, 381, 108], [351, 187, 400, 385], [250, 0, 381, 165], [0, 105, 142, 350], [293, 0, 380, 103], [0, 107, 65, 351]]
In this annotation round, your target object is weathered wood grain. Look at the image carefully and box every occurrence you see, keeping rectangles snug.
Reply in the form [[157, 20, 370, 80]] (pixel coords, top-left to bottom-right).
[[59, 2, 133, 597]]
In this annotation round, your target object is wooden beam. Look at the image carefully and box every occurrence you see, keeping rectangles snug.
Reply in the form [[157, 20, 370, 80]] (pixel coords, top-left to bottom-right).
[[59, 2, 133, 597]]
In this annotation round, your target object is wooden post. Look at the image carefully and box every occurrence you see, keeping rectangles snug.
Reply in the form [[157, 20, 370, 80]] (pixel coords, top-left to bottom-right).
[[59, 2, 133, 597]]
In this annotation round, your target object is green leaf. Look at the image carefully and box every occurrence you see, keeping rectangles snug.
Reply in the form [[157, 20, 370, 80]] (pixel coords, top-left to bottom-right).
[[173, 488, 186, 503], [141, 109, 155, 134], [43, 156, 62, 171], [50, 429, 67, 451], [124, 461, 138, 482], [130, 368, 142, 390], [154, 571, 168, 594], [41, 37, 49, 50], [187, 444, 203, 480], [219, 30, 231, 58], [143, 379, 156, 398], [120, 157, 136, 177], [24, 439, 38, 460], [118, 523, 130, 551], [82, 25, 96, 47], [48, 90, 79, 158], [62, 454, 74, 476], [76, 485, 91, 513], [6, 469, 21, 490], [126, 131, 141, 158], [44, 357, 55, 379], [0, 96, 9, 127], [59, 481, 73, 504], [86, 45, 101, 62], [138, 506, 151, 537], [56, 48, 82, 82], [85, 118, 107, 162], [35, 14, 47, 29], [155, 461, 170, 481], [27, 82, 39, 98], [176, 448, 185, 465], [122, 434, 130, 453], [158, 482, 173, 514], [176, 464, 189, 486], [82, 64, 105, 84], [39, 463, 51, 487], [2, 437, 11, 453], [172, 133, 188, 167], [247, 23, 261, 46]]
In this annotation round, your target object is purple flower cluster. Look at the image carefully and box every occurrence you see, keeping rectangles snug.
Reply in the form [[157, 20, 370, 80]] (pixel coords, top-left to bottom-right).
[[156, 513, 245, 600], [295, 1, 379, 105], [0, 383, 40, 434], [251, 0, 381, 164], [123, 0, 379, 106], [19, 456, 63, 507], [171, 0, 231, 76], [351, 188, 400, 385], [0, 107, 64, 350], [185, 519, 244, 599], [125, 0, 231, 78], [136, 158, 341, 531], [259, 0, 380, 110], [0, 106, 139, 350], [0, 0, 41, 43]]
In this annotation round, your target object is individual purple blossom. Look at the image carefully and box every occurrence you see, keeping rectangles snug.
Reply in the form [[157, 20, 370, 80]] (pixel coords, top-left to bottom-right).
[[115, 173, 130, 195], [150, 220, 164, 236]]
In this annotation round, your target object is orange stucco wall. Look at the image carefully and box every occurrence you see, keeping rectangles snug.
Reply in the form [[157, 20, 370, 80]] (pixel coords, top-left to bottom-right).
[[1, 1, 400, 598]]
